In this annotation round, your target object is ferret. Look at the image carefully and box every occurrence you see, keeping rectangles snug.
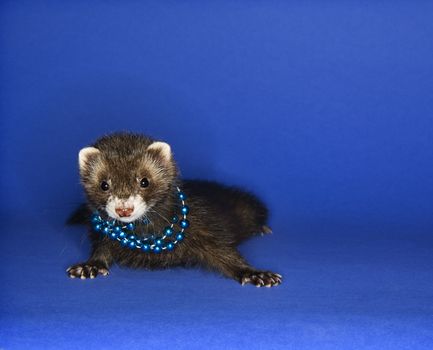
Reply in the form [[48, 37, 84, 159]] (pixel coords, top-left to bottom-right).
[[67, 133, 282, 287]]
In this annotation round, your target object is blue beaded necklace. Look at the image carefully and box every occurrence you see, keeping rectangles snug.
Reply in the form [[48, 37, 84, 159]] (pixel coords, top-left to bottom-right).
[[91, 187, 189, 253]]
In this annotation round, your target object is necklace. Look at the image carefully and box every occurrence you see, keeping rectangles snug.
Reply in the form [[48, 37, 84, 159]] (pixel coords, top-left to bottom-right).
[[91, 187, 189, 253]]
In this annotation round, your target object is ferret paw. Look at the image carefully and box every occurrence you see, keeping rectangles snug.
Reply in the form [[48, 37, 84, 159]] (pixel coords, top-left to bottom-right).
[[67, 262, 109, 279], [240, 271, 282, 287]]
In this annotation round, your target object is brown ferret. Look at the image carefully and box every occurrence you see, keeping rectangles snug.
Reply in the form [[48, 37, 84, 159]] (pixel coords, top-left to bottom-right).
[[67, 132, 282, 287]]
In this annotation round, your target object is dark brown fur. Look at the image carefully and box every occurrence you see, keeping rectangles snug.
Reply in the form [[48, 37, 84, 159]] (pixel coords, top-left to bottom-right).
[[67, 133, 282, 287]]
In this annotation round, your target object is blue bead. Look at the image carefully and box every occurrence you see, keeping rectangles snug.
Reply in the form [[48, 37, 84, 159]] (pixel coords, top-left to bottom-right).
[[164, 227, 173, 236], [118, 231, 126, 239], [166, 242, 175, 251], [120, 238, 129, 246], [176, 233, 184, 241], [180, 205, 189, 215], [127, 223, 135, 231], [114, 226, 121, 233], [153, 246, 162, 253], [102, 227, 110, 235], [172, 215, 179, 223], [94, 224, 102, 232], [155, 239, 163, 246], [142, 217, 150, 225], [141, 244, 150, 252], [128, 241, 136, 249], [178, 192, 187, 200], [91, 216, 100, 224], [180, 219, 189, 229], [109, 232, 118, 240]]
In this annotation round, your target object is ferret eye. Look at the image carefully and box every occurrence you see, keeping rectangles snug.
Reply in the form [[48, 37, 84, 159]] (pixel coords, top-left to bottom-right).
[[140, 178, 149, 188], [100, 181, 110, 191]]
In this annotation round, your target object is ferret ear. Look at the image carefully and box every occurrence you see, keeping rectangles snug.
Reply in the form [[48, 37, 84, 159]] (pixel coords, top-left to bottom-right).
[[78, 147, 101, 170], [147, 141, 172, 163]]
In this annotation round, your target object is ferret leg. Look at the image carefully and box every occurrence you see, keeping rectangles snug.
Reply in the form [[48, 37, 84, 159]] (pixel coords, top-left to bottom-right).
[[198, 245, 282, 287], [67, 237, 113, 279]]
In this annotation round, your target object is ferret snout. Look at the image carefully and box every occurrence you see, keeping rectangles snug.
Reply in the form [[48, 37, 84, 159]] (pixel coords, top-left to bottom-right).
[[115, 206, 134, 217], [106, 195, 146, 222]]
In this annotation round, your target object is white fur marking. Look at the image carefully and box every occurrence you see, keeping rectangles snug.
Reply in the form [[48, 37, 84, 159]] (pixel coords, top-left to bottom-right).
[[78, 147, 100, 169], [147, 141, 171, 162], [105, 195, 148, 223]]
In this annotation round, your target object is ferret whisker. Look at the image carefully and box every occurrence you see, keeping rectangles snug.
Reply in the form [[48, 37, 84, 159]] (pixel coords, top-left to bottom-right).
[[148, 208, 171, 225], [142, 213, 153, 226]]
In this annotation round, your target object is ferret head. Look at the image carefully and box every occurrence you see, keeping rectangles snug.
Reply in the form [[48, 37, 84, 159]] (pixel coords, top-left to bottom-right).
[[78, 134, 178, 223]]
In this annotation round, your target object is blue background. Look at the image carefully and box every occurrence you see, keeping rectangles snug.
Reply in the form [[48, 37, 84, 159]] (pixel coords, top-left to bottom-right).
[[1, 1, 432, 349]]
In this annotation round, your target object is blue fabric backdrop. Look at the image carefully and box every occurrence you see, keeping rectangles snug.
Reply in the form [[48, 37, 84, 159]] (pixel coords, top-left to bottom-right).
[[1, 1, 432, 349]]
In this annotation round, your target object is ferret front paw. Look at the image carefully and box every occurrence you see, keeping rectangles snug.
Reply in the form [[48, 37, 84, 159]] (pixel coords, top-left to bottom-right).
[[67, 262, 109, 279], [240, 270, 282, 287]]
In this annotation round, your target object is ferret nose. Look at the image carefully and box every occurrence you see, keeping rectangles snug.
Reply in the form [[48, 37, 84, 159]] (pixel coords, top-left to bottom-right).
[[115, 206, 134, 217]]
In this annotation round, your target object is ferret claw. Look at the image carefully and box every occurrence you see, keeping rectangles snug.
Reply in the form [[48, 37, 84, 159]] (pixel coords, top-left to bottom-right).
[[67, 263, 109, 280], [239, 271, 282, 288]]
